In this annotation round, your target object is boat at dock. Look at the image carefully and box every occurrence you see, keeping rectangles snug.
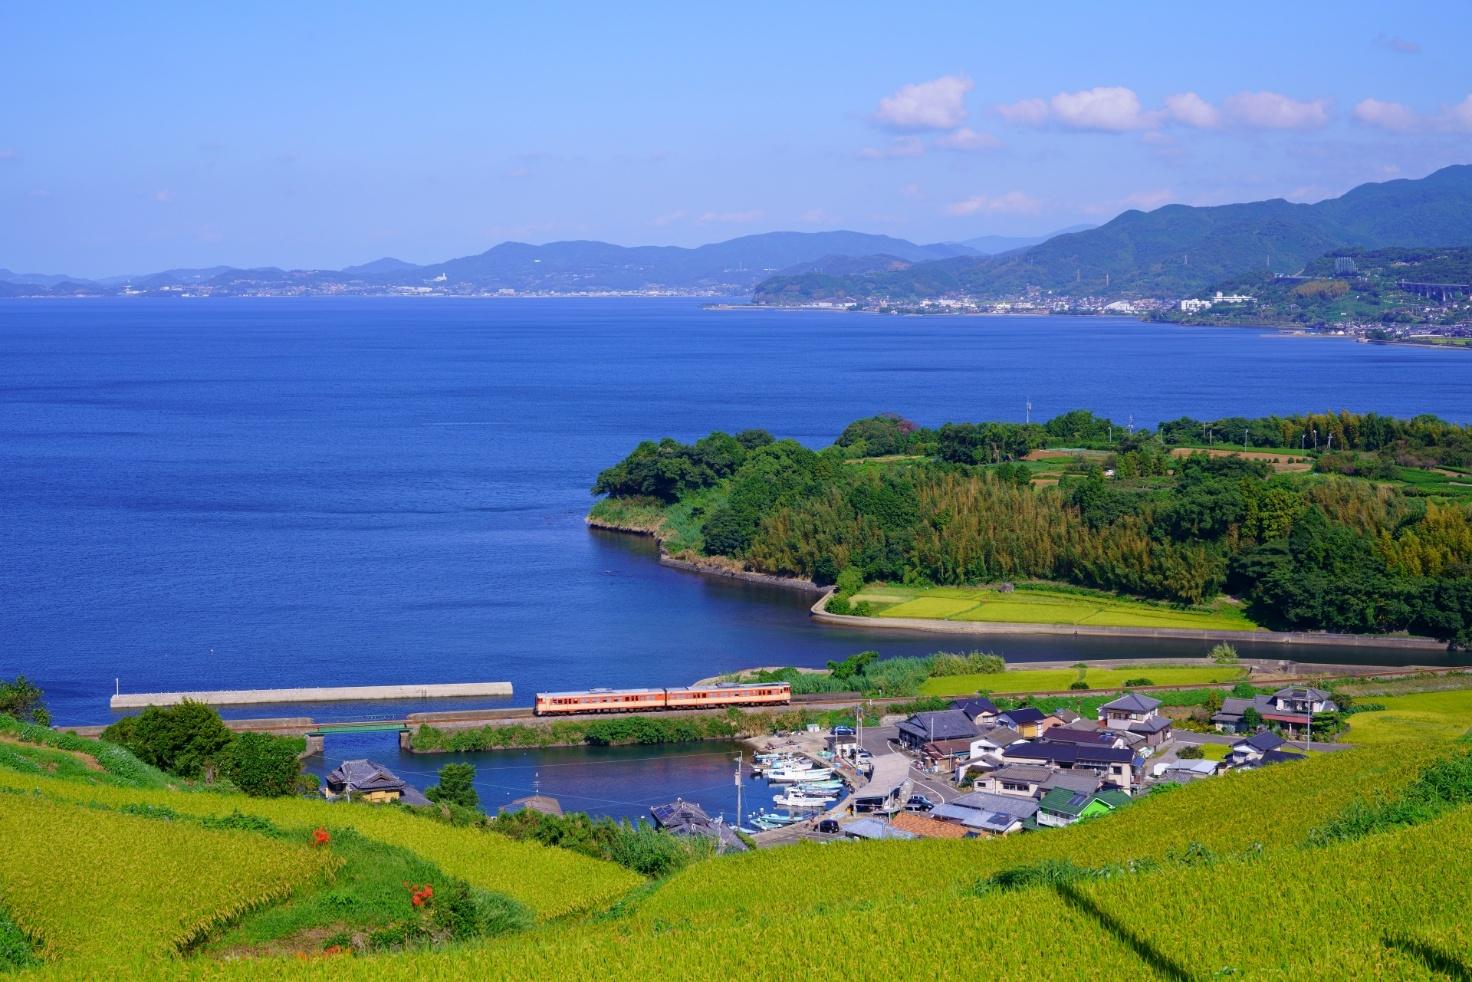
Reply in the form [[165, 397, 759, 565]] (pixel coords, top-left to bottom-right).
[[773, 791, 834, 809], [765, 765, 835, 783]]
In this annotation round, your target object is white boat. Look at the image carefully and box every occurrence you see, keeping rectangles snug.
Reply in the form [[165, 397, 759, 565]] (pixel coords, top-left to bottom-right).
[[773, 791, 832, 809], [766, 765, 835, 783], [795, 780, 843, 792], [750, 812, 803, 829]]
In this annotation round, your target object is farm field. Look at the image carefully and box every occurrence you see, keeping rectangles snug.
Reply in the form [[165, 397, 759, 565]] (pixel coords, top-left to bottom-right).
[[918, 664, 1247, 697], [1347, 689, 1472, 745], [853, 583, 1261, 632]]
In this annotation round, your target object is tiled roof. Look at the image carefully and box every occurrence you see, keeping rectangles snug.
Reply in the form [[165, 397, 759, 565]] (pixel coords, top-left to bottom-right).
[[890, 811, 970, 839], [1100, 692, 1162, 714]]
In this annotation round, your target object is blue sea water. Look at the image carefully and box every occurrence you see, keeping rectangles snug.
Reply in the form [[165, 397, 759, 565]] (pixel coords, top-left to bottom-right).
[[8, 297, 1472, 817], [4, 297, 1470, 734]]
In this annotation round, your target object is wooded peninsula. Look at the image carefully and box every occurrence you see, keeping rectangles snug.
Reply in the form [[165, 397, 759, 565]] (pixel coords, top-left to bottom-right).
[[589, 410, 1472, 648]]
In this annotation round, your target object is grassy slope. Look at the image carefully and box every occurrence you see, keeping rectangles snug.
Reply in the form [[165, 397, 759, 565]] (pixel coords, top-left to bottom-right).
[[856, 583, 1260, 632], [918, 664, 1247, 697]]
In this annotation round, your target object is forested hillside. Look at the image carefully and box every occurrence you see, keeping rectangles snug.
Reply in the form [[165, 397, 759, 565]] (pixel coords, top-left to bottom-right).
[[591, 411, 1472, 646], [753, 165, 1472, 303]]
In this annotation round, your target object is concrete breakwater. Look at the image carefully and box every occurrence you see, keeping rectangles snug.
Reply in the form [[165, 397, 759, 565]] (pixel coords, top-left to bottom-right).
[[109, 681, 514, 710]]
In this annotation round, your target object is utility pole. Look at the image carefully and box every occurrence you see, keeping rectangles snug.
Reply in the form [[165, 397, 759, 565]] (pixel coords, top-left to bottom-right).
[[734, 752, 743, 828], [1025, 398, 1032, 425]]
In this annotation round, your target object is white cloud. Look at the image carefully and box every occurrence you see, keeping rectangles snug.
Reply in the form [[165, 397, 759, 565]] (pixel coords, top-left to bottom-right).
[[1049, 86, 1159, 131], [697, 210, 764, 225], [899, 183, 921, 199], [935, 127, 1003, 152], [153, 190, 172, 203], [1445, 94, 1472, 131], [857, 136, 925, 160], [1164, 91, 1220, 128], [649, 210, 688, 227], [1374, 34, 1421, 55], [996, 97, 1049, 125], [799, 208, 834, 225], [1352, 98, 1422, 132], [944, 190, 1041, 216], [1122, 189, 1174, 210], [1223, 91, 1330, 130], [0, 148, 19, 162], [873, 75, 973, 131]]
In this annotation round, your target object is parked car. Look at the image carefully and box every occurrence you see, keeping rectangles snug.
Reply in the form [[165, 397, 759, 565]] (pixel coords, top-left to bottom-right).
[[817, 818, 841, 834], [905, 794, 935, 812], [832, 725, 855, 736]]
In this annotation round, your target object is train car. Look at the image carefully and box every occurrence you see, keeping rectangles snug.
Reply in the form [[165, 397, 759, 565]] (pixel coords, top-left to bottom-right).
[[663, 681, 792, 710], [534, 687, 667, 716]]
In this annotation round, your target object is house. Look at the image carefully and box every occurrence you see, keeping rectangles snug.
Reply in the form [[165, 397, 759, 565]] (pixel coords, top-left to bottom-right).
[[1097, 693, 1173, 747], [1155, 759, 1221, 784], [499, 794, 563, 817], [932, 790, 1040, 836], [1042, 725, 1127, 750], [850, 753, 913, 814], [951, 697, 1000, 724], [1041, 770, 1104, 796], [1052, 709, 1082, 725], [1230, 730, 1285, 766], [841, 817, 917, 841], [889, 811, 971, 840], [1262, 687, 1339, 734], [974, 764, 1054, 799], [969, 725, 1023, 758], [897, 710, 978, 750], [1211, 696, 1271, 733], [1248, 749, 1308, 768], [1036, 788, 1132, 828], [995, 707, 1059, 739], [1003, 741, 1139, 792], [324, 759, 430, 805], [649, 798, 748, 853], [919, 737, 977, 772]]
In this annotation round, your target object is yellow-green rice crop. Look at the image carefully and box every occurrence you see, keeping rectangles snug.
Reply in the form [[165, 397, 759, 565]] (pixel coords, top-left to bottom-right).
[[0, 793, 337, 972], [1348, 689, 1472, 745], [919, 664, 1246, 696], [0, 769, 640, 920]]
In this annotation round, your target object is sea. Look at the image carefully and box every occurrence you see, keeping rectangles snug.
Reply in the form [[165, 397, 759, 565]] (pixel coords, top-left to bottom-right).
[[4, 297, 1469, 818]]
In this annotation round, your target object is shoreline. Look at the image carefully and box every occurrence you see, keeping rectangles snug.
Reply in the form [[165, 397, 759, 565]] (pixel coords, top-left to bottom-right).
[[809, 592, 1447, 651], [589, 512, 1450, 652]]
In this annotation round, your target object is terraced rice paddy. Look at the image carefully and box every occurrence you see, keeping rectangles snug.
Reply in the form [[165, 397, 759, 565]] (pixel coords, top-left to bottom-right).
[[1347, 689, 1472, 745], [918, 664, 1247, 696]]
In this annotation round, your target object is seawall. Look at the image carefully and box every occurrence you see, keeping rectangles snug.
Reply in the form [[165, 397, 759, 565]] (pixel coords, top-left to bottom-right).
[[110, 681, 515, 710]]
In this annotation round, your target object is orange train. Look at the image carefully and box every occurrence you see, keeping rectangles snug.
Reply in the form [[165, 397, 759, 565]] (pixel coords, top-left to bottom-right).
[[533, 681, 792, 716]]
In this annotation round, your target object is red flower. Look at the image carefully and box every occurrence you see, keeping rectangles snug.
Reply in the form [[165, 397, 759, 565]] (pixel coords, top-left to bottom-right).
[[312, 827, 330, 847]]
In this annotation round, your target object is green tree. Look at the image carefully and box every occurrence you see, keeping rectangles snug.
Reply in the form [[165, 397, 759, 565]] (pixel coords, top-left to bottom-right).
[[1243, 706, 1264, 730], [102, 700, 234, 779], [827, 650, 878, 681], [427, 763, 480, 810], [0, 676, 50, 726], [221, 731, 303, 797]]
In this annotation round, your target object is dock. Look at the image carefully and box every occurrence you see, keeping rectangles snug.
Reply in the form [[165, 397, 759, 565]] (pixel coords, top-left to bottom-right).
[[109, 681, 513, 710]]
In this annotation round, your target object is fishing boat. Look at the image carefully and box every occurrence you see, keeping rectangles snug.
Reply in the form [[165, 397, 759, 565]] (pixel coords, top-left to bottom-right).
[[772, 791, 833, 809], [794, 780, 843, 792], [765, 764, 834, 783], [749, 811, 804, 829]]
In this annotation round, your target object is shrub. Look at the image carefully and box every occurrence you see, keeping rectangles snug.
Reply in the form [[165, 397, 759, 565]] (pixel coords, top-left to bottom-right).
[[426, 763, 480, 811], [1177, 745, 1205, 759], [1122, 677, 1154, 687], [220, 731, 304, 797], [929, 651, 1005, 676], [0, 677, 49, 726], [102, 701, 234, 780], [1209, 643, 1240, 665], [1069, 681, 1091, 691]]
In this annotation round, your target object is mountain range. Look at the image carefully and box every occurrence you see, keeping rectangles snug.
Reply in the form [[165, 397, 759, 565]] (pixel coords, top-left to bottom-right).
[[0, 231, 987, 297], [752, 165, 1472, 305]]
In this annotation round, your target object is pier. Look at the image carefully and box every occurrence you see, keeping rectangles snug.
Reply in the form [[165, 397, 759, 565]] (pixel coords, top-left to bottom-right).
[[108, 681, 513, 710]]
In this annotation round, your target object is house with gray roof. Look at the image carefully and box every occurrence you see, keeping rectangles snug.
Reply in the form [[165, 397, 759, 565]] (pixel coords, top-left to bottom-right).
[[973, 764, 1054, 798], [897, 709, 977, 749], [1230, 730, 1286, 766], [324, 759, 430, 806], [932, 790, 1039, 836], [1098, 692, 1173, 747], [649, 798, 747, 853]]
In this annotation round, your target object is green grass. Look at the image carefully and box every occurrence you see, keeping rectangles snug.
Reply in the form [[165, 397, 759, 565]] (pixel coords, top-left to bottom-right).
[[860, 582, 1260, 632], [1348, 689, 1472, 745], [918, 665, 1247, 697], [1196, 742, 1232, 762]]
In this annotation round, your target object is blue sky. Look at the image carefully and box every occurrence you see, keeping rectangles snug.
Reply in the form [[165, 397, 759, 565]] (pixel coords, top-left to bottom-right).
[[3, 1, 1471, 277]]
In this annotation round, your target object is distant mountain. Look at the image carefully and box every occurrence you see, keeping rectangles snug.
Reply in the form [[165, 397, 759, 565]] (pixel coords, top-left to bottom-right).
[[417, 231, 976, 292], [0, 268, 90, 288], [753, 165, 1472, 304], [0, 230, 980, 297], [960, 224, 1095, 255], [773, 254, 916, 278]]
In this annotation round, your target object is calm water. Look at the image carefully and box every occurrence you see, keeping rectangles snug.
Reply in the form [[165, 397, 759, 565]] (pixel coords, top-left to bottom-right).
[[5, 298, 1470, 742]]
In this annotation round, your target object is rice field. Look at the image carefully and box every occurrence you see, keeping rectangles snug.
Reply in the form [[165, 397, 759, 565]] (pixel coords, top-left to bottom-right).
[[0, 792, 337, 973], [0, 767, 641, 921], [1347, 689, 1472, 745], [855, 583, 1260, 632], [918, 664, 1247, 696]]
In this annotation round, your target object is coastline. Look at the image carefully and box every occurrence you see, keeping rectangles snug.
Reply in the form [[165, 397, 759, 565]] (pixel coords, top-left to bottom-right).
[[808, 592, 1448, 651], [585, 513, 822, 593]]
